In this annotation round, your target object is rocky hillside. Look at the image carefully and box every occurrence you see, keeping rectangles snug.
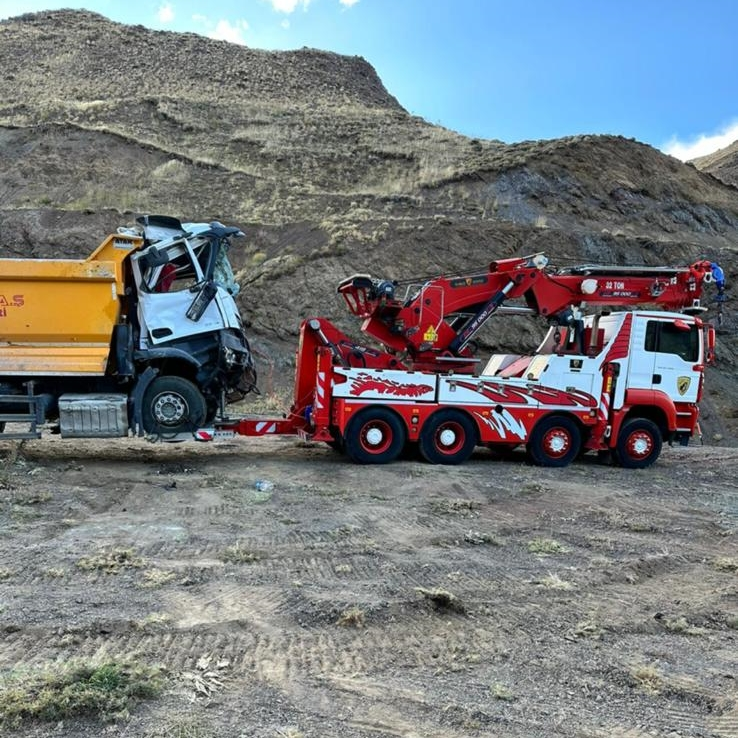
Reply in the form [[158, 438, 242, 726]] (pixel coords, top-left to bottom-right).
[[2, 9, 738, 439], [694, 140, 738, 187]]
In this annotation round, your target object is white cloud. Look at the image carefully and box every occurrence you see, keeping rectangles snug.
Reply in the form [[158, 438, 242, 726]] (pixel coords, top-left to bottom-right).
[[157, 3, 174, 23], [340, 0, 360, 6], [662, 121, 738, 161], [208, 19, 249, 45], [268, 0, 310, 13]]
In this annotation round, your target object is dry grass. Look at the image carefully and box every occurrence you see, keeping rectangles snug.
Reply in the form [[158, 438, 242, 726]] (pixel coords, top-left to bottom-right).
[[431, 498, 478, 515], [219, 542, 261, 564], [536, 572, 575, 590], [137, 613, 172, 628], [571, 618, 603, 640], [276, 729, 305, 738], [659, 615, 706, 636], [0, 660, 163, 728], [144, 715, 216, 738], [527, 538, 569, 555], [490, 683, 515, 701], [76, 548, 145, 573], [631, 664, 663, 694], [140, 568, 178, 588], [415, 587, 466, 614], [712, 556, 738, 572], [336, 606, 365, 628], [464, 529, 502, 546]]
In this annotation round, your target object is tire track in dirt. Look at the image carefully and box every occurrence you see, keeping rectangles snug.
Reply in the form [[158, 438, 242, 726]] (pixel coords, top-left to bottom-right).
[[0, 616, 506, 681], [4, 441, 738, 737]]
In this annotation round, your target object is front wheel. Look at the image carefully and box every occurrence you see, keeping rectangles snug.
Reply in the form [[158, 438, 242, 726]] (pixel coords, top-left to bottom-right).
[[612, 418, 662, 469], [526, 415, 581, 467], [419, 409, 477, 465], [142, 376, 207, 435], [343, 407, 406, 464]]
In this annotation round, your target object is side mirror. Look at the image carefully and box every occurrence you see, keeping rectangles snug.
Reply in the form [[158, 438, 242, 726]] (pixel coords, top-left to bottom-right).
[[186, 281, 218, 322]]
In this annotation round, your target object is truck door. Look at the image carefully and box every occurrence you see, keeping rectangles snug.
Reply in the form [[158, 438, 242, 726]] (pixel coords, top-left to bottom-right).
[[620, 314, 655, 394], [134, 240, 225, 345], [643, 319, 700, 403]]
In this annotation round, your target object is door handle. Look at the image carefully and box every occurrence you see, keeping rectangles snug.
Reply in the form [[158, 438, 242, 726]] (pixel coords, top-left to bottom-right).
[[652, 374, 662, 384]]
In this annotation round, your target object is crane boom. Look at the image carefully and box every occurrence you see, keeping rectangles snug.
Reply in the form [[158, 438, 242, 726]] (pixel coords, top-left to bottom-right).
[[337, 253, 724, 372]]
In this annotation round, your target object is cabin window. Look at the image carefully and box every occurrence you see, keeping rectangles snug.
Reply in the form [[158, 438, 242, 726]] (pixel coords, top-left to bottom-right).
[[644, 321, 698, 362]]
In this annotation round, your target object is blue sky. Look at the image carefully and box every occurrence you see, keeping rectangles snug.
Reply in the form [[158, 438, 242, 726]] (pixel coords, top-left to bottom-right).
[[2, 0, 737, 160]]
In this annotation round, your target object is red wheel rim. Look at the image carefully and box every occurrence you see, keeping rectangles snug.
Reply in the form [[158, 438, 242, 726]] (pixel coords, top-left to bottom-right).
[[542, 427, 572, 459], [434, 421, 466, 456], [359, 420, 393, 455], [625, 430, 654, 459]]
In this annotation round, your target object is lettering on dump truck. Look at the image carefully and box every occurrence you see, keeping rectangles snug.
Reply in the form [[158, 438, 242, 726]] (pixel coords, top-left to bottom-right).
[[0, 294, 24, 316]]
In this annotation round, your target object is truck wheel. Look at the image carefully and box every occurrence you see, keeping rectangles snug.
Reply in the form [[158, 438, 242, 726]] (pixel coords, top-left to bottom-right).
[[419, 409, 477, 465], [527, 415, 580, 467], [326, 429, 344, 453], [613, 418, 662, 469], [344, 407, 406, 464], [142, 376, 207, 435]]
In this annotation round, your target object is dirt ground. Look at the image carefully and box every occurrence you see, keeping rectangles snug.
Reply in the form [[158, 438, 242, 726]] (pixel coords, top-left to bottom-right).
[[1, 433, 737, 738]]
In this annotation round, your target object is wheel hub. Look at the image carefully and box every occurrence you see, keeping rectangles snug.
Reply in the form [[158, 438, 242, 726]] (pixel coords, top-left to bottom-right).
[[629, 433, 651, 456], [153, 393, 187, 425], [439, 428, 457, 447], [547, 432, 568, 454], [365, 427, 384, 446]]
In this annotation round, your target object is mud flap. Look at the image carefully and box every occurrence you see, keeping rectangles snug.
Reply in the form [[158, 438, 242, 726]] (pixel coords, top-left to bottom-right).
[[130, 365, 159, 435]]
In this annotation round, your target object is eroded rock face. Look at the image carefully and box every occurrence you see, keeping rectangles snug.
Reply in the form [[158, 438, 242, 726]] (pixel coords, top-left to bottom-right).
[[693, 140, 738, 187]]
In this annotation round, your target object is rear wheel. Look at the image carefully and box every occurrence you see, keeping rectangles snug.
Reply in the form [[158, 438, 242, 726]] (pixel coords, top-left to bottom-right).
[[419, 409, 477, 465], [527, 415, 581, 467], [344, 407, 406, 464], [326, 428, 344, 453], [142, 376, 207, 435], [613, 418, 662, 469]]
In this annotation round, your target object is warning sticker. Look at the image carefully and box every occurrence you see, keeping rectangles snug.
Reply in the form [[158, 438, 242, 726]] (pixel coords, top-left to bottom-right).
[[423, 325, 438, 343]]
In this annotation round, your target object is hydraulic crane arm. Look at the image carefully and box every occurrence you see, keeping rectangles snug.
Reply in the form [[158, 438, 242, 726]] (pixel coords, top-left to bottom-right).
[[337, 253, 725, 371]]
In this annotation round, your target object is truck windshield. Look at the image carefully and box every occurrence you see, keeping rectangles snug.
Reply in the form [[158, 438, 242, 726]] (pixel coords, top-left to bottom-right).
[[213, 242, 240, 296]]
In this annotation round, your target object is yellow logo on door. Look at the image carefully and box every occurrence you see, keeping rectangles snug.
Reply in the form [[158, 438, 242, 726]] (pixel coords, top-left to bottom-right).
[[423, 325, 438, 342], [677, 376, 691, 396]]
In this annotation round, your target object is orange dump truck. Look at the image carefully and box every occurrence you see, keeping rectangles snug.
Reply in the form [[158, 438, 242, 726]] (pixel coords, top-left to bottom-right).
[[0, 216, 256, 438]]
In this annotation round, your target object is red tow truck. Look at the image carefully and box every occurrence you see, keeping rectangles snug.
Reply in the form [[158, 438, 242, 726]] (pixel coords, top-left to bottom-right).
[[212, 251, 725, 468]]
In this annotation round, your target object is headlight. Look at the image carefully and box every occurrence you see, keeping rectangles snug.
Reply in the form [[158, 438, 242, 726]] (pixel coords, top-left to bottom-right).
[[223, 347, 237, 366]]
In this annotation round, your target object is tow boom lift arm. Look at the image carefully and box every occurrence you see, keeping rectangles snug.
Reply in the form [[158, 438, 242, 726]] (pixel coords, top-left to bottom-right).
[[337, 253, 725, 371]]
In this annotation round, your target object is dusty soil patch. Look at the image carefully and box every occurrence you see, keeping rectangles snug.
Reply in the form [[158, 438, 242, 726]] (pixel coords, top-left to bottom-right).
[[1, 436, 737, 737]]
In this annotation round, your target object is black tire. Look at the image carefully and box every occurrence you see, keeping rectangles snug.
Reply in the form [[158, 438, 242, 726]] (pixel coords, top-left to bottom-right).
[[526, 415, 581, 467], [326, 432, 344, 453], [343, 407, 406, 465], [612, 417, 662, 469], [142, 376, 207, 434], [419, 409, 477, 465]]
